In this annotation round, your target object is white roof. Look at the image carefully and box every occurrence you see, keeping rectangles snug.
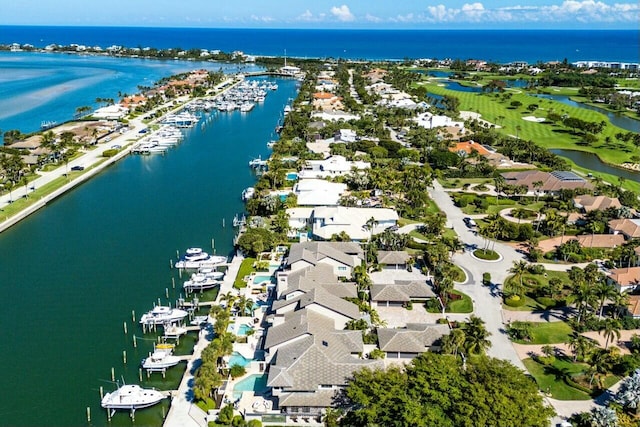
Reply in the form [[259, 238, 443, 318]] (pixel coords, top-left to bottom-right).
[[413, 112, 464, 130], [294, 179, 347, 206], [311, 111, 360, 122], [286, 207, 314, 220], [312, 207, 399, 240]]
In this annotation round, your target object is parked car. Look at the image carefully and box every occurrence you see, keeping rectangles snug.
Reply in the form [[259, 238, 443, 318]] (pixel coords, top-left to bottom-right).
[[71, 165, 85, 171], [463, 217, 477, 228]]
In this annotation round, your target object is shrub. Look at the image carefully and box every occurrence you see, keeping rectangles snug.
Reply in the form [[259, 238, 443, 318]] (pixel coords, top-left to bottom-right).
[[564, 376, 592, 394], [229, 365, 246, 379], [527, 264, 546, 275], [404, 301, 413, 310], [535, 355, 555, 365], [437, 318, 449, 324], [505, 295, 526, 307], [369, 349, 386, 359], [536, 296, 556, 309], [482, 272, 491, 286], [102, 148, 118, 157], [232, 415, 246, 427]]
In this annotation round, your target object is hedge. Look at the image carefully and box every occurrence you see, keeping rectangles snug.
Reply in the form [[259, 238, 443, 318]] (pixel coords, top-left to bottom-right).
[[505, 295, 526, 307]]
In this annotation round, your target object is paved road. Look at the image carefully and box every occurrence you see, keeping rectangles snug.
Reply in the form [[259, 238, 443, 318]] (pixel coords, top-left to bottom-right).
[[428, 180, 603, 422]]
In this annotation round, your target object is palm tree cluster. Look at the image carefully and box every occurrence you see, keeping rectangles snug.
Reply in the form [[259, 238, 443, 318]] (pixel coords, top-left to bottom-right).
[[192, 292, 254, 402], [441, 315, 492, 356]]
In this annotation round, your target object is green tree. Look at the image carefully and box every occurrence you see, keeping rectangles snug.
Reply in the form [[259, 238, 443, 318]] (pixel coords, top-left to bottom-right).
[[599, 318, 622, 350], [339, 352, 555, 427], [507, 260, 528, 297], [462, 315, 492, 355]]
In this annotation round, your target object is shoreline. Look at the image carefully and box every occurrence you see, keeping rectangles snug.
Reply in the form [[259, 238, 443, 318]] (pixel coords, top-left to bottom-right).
[[0, 77, 241, 234]]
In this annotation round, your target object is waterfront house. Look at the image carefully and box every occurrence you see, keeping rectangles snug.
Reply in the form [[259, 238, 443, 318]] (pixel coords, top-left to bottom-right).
[[414, 112, 465, 131], [607, 267, 640, 293], [310, 206, 399, 241], [574, 195, 622, 213], [311, 111, 361, 122], [275, 263, 357, 301], [270, 287, 360, 330], [501, 170, 594, 196], [377, 323, 450, 360], [370, 280, 436, 308], [293, 179, 347, 206], [265, 310, 383, 424], [285, 241, 364, 279], [609, 219, 640, 240], [298, 155, 369, 179], [93, 104, 128, 120]]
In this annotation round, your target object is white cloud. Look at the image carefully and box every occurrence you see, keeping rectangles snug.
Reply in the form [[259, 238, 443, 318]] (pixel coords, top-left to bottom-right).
[[330, 5, 355, 22], [250, 14, 274, 23], [423, 0, 638, 23], [365, 13, 382, 23]]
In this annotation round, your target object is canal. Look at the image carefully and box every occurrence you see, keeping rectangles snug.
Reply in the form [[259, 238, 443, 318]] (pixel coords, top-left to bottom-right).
[[0, 76, 298, 426], [551, 149, 640, 182]]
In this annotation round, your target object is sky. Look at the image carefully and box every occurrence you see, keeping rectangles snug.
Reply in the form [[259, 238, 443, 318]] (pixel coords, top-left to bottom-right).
[[1, 0, 638, 29]]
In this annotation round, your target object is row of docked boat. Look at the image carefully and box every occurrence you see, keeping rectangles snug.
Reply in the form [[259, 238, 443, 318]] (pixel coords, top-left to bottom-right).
[[131, 125, 184, 155], [162, 112, 199, 128]]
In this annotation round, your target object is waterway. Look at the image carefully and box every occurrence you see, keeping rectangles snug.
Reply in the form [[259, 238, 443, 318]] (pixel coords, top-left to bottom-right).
[[551, 149, 640, 181], [0, 52, 260, 138], [0, 76, 297, 426], [534, 94, 640, 134]]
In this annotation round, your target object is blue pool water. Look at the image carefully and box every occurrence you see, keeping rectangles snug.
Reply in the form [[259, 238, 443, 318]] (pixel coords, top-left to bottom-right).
[[229, 351, 252, 368], [286, 172, 298, 180], [238, 324, 254, 336], [234, 373, 268, 393], [254, 275, 273, 284]]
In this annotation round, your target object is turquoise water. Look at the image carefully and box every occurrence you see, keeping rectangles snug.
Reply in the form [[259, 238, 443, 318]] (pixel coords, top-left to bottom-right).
[[229, 351, 252, 368], [286, 172, 298, 180], [0, 68, 298, 426], [238, 324, 254, 336], [253, 275, 273, 284], [234, 374, 268, 392], [0, 51, 260, 138]]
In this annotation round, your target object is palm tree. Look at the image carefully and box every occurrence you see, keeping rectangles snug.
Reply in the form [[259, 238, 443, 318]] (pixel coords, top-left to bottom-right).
[[567, 332, 597, 362], [508, 260, 528, 296], [599, 318, 622, 349], [532, 180, 543, 202], [493, 175, 505, 206], [462, 315, 492, 355], [441, 328, 465, 357], [593, 282, 617, 319], [588, 348, 615, 387], [363, 216, 379, 270]]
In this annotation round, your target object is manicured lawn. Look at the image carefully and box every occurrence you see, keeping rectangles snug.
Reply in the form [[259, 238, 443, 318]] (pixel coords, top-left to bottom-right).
[[416, 81, 639, 190], [473, 249, 500, 260], [505, 271, 571, 291], [233, 257, 257, 288], [502, 294, 546, 312], [450, 264, 466, 282], [518, 321, 573, 345], [447, 290, 473, 313], [523, 358, 591, 400]]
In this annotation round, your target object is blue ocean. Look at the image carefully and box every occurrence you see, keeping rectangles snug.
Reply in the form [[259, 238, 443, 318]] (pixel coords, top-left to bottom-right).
[[1, 26, 638, 63]]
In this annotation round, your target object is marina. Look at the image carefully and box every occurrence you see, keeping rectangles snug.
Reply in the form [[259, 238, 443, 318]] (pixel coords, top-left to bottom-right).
[[0, 74, 298, 426]]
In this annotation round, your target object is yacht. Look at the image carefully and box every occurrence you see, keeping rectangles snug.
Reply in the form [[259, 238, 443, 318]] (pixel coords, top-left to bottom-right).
[[240, 102, 255, 112], [190, 315, 209, 326], [183, 272, 223, 291], [101, 384, 165, 410], [141, 345, 181, 371], [163, 324, 188, 339], [139, 306, 188, 325], [174, 248, 227, 269], [241, 187, 255, 201]]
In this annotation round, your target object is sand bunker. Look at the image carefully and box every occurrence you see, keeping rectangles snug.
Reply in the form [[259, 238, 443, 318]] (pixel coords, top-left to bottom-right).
[[522, 116, 545, 122]]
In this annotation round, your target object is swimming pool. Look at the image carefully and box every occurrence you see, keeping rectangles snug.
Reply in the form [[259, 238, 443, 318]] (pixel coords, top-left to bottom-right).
[[234, 373, 268, 393], [238, 324, 254, 336], [253, 275, 273, 284], [229, 351, 252, 368], [286, 172, 298, 180]]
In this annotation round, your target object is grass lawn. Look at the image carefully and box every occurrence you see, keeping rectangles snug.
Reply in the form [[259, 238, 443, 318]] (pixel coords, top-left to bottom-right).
[[447, 290, 473, 313], [450, 264, 466, 282], [473, 248, 500, 260], [416, 82, 639, 190], [233, 257, 257, 288], [515, 321, 573, 345], [505, 271, 571, 291], [523, 358, 591, 400], [503, 294, 546, 311]]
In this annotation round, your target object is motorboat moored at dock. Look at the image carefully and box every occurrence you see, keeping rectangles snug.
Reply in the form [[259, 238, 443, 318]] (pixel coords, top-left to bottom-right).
[[101, 383, 165, 410], [139, 306, 188, 325], [174, 248, 227, 269]]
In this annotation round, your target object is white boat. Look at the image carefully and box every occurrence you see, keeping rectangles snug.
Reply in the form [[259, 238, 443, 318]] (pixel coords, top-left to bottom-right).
[[142, 344, 181, 371], [183, 272, 223, 291], [101, 384, 165, 410], [163, 324, 188, 339], [266, 141, 276, 148], [241, 187, 255, 201], [139, 306, 188, 325], [240, 102, 255, 112], [174, 248, 227, 269], [190, 315, 209, 326]]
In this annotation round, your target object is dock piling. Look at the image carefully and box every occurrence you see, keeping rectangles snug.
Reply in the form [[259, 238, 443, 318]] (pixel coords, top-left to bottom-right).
[[100, 386, 104, 400], [111, 367, 115, 382], [139, 368, 143, 382], [176, 249, 179, 259], [123, 350, 127, 364], [132, 310, 135, 323], [172, 277, 175, 289], [165, 288, 169, 299], [133, 335, 137, 348], [86, 407, 91, 423], [123, 321, 127, 334], [170, 259, 173, 269]]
